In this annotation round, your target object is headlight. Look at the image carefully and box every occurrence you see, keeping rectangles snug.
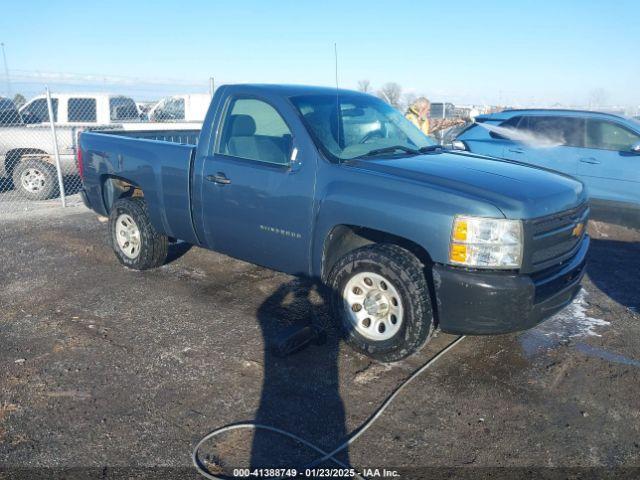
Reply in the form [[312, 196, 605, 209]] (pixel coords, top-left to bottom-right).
[[449, 216, 523, 269]]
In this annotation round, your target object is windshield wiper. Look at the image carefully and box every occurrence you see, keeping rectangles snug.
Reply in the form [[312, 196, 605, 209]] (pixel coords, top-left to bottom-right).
[[356, 145, 419, 158], [418, 145, 444, 153]]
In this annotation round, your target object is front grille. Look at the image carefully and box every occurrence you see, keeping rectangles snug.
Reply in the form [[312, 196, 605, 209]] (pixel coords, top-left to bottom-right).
[[521, 203, 589, 273], [532, 253, 586, 303]]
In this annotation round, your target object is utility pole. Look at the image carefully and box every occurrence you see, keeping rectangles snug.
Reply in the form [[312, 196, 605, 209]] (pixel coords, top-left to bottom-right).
[[1, 42, 11, 98]]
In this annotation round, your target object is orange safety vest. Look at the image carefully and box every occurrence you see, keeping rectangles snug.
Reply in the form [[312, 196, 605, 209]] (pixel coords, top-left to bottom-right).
[[405, 107, 430, 135]]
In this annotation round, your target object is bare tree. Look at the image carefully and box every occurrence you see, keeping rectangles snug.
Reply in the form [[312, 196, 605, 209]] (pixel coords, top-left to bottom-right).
[[377, 82, 402, 109], [357, 79, 371, 93]]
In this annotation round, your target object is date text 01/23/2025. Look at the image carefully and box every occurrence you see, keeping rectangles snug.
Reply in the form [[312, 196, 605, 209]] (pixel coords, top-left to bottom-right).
[[232, 468, 400, 477]]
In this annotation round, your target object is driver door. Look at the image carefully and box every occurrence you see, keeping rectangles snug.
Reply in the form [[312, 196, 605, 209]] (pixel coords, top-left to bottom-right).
[[198, 96, 316, 274]]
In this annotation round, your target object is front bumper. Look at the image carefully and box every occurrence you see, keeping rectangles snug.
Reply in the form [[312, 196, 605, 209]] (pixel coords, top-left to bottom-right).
[[433, 235, 589, 335]]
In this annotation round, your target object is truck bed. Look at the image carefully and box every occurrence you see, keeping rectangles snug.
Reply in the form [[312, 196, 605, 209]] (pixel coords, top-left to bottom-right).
[[80, 129, 201, 244], [97, 128, 200, 146]]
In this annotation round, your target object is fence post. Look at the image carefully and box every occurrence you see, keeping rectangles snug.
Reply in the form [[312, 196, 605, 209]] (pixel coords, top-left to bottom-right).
[[45, 86, 66, 207], [209, 77, 215, 98]]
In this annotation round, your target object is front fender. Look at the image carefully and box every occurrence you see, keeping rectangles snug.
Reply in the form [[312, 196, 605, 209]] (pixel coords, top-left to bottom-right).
[[311, 177, 504, 277]]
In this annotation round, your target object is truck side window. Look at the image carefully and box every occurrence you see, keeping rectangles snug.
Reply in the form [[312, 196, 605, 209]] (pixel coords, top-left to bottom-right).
[[218, 98, 292, 165], [110, 97, 139, 121], [22, 98, 58, 123], [585, 120, 640, 151], [68, 98, 97, 122]]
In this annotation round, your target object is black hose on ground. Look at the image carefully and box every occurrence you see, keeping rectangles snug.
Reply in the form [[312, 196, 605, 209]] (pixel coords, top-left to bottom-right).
[[192, 335, 466, 480]]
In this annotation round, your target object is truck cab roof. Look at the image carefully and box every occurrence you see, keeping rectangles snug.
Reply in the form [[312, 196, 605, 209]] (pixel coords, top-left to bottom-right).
[[222, 83, 364, 98]]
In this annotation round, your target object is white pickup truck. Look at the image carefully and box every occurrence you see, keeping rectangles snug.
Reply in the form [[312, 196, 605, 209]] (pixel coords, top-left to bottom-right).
[[0, 93, 201, 200], [147, 93, 211, 123]]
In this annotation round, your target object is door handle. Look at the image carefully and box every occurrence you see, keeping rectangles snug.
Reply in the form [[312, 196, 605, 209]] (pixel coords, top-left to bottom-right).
[[579, 157, 601, 164], [508, 148, 524, 153], [206, 173, 231, 185]]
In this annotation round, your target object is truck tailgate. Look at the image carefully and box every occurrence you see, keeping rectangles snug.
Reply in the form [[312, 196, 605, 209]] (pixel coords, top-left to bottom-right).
[[80, 130, 199, 243]]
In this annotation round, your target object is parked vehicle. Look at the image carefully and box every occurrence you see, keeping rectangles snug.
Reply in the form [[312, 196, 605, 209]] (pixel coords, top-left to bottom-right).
[[19, 93, 141, 125], [454, 109, 640, 227], [1, 93, 197, 199], [148, 93, 211, 122], [79, 84, 589, 362], [430, 102, 457, 119], [0, 123, 105, 199]]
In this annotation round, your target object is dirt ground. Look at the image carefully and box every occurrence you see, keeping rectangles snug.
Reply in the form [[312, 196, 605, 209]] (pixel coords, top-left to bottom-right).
[[0, 203, 639, 479]]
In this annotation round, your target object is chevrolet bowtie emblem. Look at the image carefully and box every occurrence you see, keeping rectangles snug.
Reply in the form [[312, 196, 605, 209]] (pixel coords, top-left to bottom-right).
[[572, 223, 584, 237]]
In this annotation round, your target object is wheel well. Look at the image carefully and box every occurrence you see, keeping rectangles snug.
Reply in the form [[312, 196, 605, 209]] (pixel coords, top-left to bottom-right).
[[102, 176, 144, 213], [5, 148, 48, 176], [321, 225, 432, 281]]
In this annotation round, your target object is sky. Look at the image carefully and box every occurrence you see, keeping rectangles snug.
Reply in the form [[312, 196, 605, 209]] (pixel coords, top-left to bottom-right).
[[1, 0, 639, 107]]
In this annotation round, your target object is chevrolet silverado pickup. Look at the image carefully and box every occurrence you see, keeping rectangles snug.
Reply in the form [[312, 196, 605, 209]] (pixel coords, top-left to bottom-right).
[[78, 84, 590, 362]]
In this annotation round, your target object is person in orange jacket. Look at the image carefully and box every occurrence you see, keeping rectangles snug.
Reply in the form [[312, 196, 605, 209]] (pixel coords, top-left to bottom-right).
[[405, 97, 431, 135], [406, 97, 467, 138]]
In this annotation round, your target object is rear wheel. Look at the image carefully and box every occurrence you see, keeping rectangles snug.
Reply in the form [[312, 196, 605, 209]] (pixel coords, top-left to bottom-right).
[[109, 198, 168, 270], [12, 158, 59, 200], [328, 244, 434, 362]]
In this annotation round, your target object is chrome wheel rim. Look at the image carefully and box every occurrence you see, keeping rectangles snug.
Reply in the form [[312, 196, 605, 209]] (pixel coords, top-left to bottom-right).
[[343, 272, 404, 341], [115, 214, 141, 259], [20, 168, 46, 192]]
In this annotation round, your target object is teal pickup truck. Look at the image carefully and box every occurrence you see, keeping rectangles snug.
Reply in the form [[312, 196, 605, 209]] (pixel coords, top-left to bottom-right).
[[78, 84, 589, 362]]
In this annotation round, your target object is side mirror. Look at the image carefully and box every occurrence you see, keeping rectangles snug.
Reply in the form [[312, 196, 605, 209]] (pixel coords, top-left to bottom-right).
[[451, 140, 467, 151], [631, 142, 640, 154]]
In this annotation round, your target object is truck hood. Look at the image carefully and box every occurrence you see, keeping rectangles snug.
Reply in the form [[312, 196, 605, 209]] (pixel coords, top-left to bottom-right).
[[347, 151, 587, 219]]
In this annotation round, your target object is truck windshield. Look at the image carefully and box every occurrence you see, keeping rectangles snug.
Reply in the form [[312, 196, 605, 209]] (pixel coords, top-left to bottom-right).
[[290, 93, 435, 161]]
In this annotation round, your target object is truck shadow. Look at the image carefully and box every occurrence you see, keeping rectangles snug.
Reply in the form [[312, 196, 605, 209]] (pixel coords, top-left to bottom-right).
[[251, 278, 350, 471], [587, 238, 640, 310], [165, 241, 193, 264]]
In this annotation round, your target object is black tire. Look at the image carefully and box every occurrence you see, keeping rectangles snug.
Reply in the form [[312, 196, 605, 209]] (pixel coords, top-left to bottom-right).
[[12, 158, 59, 200], [327, 244, 434, 362], [109, 197, 168, 270]]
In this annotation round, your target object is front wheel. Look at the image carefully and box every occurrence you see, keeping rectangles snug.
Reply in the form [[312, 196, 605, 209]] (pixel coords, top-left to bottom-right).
[[109, 198, 168, 270], [327, 244, 435, 362], [12, 158, 59, 200]]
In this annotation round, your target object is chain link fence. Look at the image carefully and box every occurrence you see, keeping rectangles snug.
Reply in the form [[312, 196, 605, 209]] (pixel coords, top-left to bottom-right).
[[1, 89, 72, 213], [1, 84, 210, 216]]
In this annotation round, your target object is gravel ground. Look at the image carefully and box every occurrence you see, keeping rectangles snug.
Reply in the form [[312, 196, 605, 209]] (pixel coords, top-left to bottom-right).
[[0, 204, 638, 479]]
